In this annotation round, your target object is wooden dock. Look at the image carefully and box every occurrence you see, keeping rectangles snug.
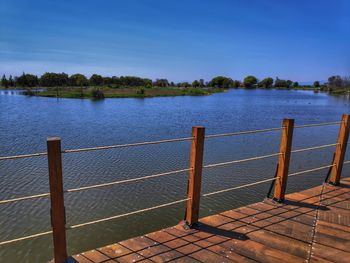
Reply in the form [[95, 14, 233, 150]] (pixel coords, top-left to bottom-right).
[[3, 117, 349, 262], [69, 177, 350, 263]]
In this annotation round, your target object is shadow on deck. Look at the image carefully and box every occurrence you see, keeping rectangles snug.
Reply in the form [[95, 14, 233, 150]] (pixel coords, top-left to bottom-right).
[[69, 178, 350, 263]]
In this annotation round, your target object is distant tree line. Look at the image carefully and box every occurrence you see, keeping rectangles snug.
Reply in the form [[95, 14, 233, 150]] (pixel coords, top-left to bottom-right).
[[324, 75, 350, 91], [1, 72, 349, 91]]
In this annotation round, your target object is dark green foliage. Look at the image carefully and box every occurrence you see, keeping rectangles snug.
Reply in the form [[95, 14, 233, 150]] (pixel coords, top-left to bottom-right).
[[119, 76, 150, 87], [91, 88, 105, 99], [328, 75, 343, 88], [232, 80, 241, 88], [274, 78, 290, 88], [89, 74, 103, 86], [179, 82, 191, 88], [1, 75, 9, 88], [293, 82, 299, 87], [153, 79, 169, 87], [209, 76, 233, 88], [313, 81, 320, 88], [16, 73, 39, 87], [258, 77, 273, 88], [136, 87, 145, 95], [243, 75, 258, 88], [69, 74, 89, 86], [40, 72, 69, 87], [192, 80, 200, 87], [187, 88, 207, 95], [8, 75, 15, 87]]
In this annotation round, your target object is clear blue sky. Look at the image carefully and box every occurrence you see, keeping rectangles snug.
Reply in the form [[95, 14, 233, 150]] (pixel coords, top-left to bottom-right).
[[0, 0, 349, 83]]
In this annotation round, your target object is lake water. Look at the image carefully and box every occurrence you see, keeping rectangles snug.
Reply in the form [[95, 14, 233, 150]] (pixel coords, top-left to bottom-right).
[[1, 89, 350, 262]]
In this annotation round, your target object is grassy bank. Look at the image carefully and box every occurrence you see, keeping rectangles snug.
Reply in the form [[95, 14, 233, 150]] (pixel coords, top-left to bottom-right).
[[328, 88, 350, 95], [29, 86, 225, 99]]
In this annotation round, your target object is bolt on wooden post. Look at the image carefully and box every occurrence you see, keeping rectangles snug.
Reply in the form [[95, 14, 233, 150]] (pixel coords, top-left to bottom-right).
[[273, 119, 294, 202], [328, 114, 350, 185], [185, 126, 205, 227], [47, 137, 67, 263]]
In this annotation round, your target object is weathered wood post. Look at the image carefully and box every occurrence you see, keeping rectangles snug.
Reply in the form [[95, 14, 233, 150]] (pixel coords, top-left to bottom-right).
[[328, 114, 350, 185], [185, 126, 205, 227], [47, 137, 67, 263], [273, 119, 294, 202]]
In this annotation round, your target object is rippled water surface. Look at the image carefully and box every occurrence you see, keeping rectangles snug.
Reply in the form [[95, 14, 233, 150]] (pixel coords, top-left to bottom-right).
[[1, 89, 350, 262]]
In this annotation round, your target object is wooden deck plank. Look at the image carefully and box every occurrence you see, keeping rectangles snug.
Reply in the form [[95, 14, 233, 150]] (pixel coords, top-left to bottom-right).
[[310, 242, 350, 263], [68, 178, 350, 263]]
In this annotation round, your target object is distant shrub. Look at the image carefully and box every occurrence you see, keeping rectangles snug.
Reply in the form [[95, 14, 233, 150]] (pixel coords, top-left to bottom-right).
[[91, 88, 105, 99], [145, 83, 152, 89], [137, 87, 145, 95], [188, 88, 207, 96], [24, 88, 35, 96]]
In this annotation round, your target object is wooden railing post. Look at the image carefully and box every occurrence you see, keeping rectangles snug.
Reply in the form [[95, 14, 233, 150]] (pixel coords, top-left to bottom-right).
[[328, 114, 350, 185], [273, 119, 294, 202], [185, 126, 205, 227], [47, 137, 67, 263]]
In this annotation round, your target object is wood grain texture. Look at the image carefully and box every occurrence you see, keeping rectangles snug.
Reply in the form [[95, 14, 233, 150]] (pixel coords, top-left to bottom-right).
[[47, 137, 67, 263], [329, 114, 350, 185], [273, 118, 294, 202], [186, 126, 205, 226], [68, 178, 350, 263]]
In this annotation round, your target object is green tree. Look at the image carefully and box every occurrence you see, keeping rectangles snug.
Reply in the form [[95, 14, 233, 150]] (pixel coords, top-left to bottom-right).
[[8, 75, 15, 87], [89, 74, 103, 86], [199, 79, 205, 87], [209, 76, 233, 88], [69, 74, 88, 86], [102, 77, 112, 86], [313, 81, 320, 88], [91, 88, 105, 99], [243, 75, 258, 88], [192, 80, 200, 87], [153, 79, 169, 87], [293, 82, 299, 87], [258, 77, 273, 88], [16, 73, 39, 87], [70, 74, 88, 97], [274, 78, 288, 88], [232, 80, 241, 88], [328, 75, 343, 88], [180, 82, 191, 88], [40, 72, 68, 87], [1, 74, 9, 88]]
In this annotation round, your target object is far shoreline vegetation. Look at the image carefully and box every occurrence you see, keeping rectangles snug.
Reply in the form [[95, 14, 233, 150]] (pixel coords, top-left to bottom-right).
[[1, 73, 349, 99]]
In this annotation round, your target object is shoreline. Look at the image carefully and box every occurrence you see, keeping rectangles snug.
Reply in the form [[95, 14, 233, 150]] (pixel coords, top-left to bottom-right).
[[1, 86, 348, 99]]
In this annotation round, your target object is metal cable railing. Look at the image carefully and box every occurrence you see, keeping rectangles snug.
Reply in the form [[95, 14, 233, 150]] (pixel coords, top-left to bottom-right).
[[0, 231, 53, 246], [203, 152, 281, 169], [0, 168, 190, 205], [0, 198, 188, 245], [0, 141, 340, 205], [66, 168, 190, 193], [294, 121, 341, 129], [291, 143, 338, 154], [288, 164, 336, 178], [0, 121, 342, 161], [1, 160, 349, 247], [0, 192, 50, 205], [0, 119, 347, 249], [0, 152, 47, 161], [61, 137, 193, 154], [205, 127, 282, 139], [68, 198, 188, 229], [202, 177, 278, 197]]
